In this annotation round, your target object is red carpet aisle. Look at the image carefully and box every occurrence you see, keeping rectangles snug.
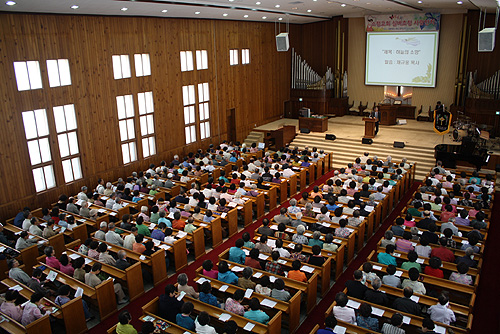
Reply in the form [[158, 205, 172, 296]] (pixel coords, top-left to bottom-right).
[[469, 192, 500, 334], [294, 181, 421, 333], [89, 169, 337, 333]]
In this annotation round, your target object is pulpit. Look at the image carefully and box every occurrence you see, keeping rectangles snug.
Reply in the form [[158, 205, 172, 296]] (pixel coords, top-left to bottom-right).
[[362, 118, 377, 139], [379, 104, 397, 125]]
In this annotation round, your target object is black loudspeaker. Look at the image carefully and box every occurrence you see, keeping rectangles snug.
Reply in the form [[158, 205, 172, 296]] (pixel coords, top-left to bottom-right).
[[495, 164, 500, 173], [325, 134, 336, 141], [393, 141, 405, 148], [300, 128, 310, 134], [362, 138, 373, 145]]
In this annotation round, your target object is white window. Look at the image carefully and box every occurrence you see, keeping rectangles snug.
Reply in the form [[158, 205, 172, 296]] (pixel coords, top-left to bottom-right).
[[53, 104, 82, 183], [180, 51, 194, 72], [138, 91, 156, 157], [22, 109, 56, 192], [196, 50, 208, 70], [116, 94, 137, 163], [134, 53, 151, 77], [46, 59, 72, 87], [182, 85, 196, 144], [242, 49, 250, 65], [229, 49, 239, 66], [198, 82, 210, 140], [13, 61, 43, 91], [112, 55, 131, 79]]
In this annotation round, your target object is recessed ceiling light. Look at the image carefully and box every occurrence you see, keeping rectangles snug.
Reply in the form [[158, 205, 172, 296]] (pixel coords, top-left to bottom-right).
[[417, 0, 422, 3], [121, 7, 128, 11], [262, 16, 267, 19], [162, 9, 168, 13], [5, 1, 16, 5], [229, 0, 234, 2], [195, 11, 200, 14], [223, 13, 228, 16], [307, 9, 312, 12], [278, 17, 283, 21], [292, 7, 297, 9], [244, 14, 249, 18], [275, 4, 280, 8], [256, 1, 261, 4], [71, 5, 79, 9], [457, 1, 463, 4], [341, 3, 346, 7]]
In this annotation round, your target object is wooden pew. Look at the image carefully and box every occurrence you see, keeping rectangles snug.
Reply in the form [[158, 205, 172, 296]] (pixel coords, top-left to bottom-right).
[[0, 309, 52, 334]]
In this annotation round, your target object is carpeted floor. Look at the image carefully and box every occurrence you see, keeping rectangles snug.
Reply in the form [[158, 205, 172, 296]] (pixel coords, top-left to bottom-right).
[[89, 175, 499, 334]]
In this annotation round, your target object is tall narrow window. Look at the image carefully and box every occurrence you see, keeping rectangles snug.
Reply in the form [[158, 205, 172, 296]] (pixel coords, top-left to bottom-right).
[[22, 109, 56, 192], [116, 95, 137, 164], [112, 55, 131, 80], [242, 49, 250, 65], [198, 82, 210, 140], [134, 53, 151, 77], [182, 85, 196, 144], [13, 61, 43, 91], [53, 104, 82, 183], [229, 49, 239, 66], [180, 51, 194, 72], [196, 50, 208, 70], [138, 91, 156, 158], [46, 59, 72, 87]]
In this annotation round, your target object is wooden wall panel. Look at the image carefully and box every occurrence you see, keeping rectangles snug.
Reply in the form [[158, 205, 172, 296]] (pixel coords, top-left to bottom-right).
[[0, 14, 290, 221]]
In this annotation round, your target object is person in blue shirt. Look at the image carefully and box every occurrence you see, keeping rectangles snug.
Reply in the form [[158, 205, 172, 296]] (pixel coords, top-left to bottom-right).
[[377, 244, 398, 266], [356, 303, 379, 332], [14, 207, 30, 228], [219, 171, 229, 183], [132, 190, 142, 203], [151, 222, 166, 241], [217, 261, 238, 285], [229, 154, 237, 163], [244, 297, 270, 324], [228, 239, 246, 265], [317, 315, 338, 334], [199, 281, 221, 308], [176, 301, 195, 331], [157, 211, 172, 228], [58, 213, 69, 228], [326, 198, 339, 212]]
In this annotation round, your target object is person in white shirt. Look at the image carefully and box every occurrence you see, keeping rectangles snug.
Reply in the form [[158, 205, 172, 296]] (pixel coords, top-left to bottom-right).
[[22, 211, 32, 231], [105, 193, 116, 209], [112, 197, 124, 211], [105, 223, 123, 246], [202, 184, 213, 198], [96, 178, 105, 194], [28, 218, 43, 237], [428, 294, 456, 325], [273, 239, 290, 258], [77, 186, 89, 201], [332, 292, 356, 324], [282, 167, 295, 178], [194, 311, 217, 334], [123, 227, 138, 250]]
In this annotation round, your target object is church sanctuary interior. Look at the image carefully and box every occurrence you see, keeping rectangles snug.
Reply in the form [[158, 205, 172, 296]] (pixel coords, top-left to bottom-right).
[[1, 0, 500, 333]]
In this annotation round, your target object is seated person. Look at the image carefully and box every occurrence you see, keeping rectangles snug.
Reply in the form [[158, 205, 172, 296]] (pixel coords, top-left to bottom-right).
[[85, 263, 128, 305], [228, 238, 246, 265], [177, 273, 199, 299], [424, 256, 444, 279], [265, 251, 284, 276], [393, 286, 421, 316], [0, 289, 22, 322], [218, 260, 238, 284], [202, 260, 218, 279], [402, 267, 426, 295], [255, 275, 272, 296], [381, 313, 405, 334], [287, 259, 307, 282], [195, 311, 217, 334], [364, 277, 388, 306], [271, 278, 291, 302], [428, 293, 456, 325], [308, 245, 325, 266], [244, 297, 270, 324], [21, 292, 50, 326], [317, 315, 338, 334], [381, 230, 396, 248], [382, 264, 402, 288], [176, 301, 195, 331], [377, 244, 397, 266], [332, 292, 356, 324], [345, 270, 367, 299], [356, 303, 379, 332], [225, 290, 246, 316], [361, 262, 378, 284], [115, 310, 137, 334], [449, 262, 473, 285], [238, 267, 256, 290], [401, 250, 422, 272], [199, 281, 221, 308], [396, 231, 414, 253], [323, 233, 338, 252]]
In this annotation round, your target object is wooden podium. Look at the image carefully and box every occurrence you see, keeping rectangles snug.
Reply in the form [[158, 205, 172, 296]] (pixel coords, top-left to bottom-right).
[[362, 118, 377, 138], [379, 104, 397, 125]]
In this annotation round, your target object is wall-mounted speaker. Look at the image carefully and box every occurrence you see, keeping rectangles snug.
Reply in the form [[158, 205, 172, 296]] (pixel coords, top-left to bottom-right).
[[362, 138, 373, 145], [478, 28, 496, 52], [393, 141, 405, 148], [300, 128, 310, 134], [325, 134, 336, 141], [276, 32, 290, 52]]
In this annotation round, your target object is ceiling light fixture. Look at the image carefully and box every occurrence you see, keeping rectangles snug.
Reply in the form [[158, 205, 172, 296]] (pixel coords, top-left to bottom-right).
[[262, 16, 267, 19], [278, 17, 283, 21], [195, 11, 200, 14], [256, 1, 261, 5], [6, 1, 16, 5], [341, 3, 346, 7], [275, 5, 280, 8], [307, 9, 312, 12], [456, 1, 463, 4], [71, 5, 79, 9], [121, 7, 128, 11], [417, 0, 422, 3], [162, 9, 168, 13], [223, 13, 228, 16], [244, 14, 249, 18]]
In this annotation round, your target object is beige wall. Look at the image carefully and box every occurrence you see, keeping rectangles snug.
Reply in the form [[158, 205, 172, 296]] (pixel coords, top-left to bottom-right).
[[347, 14, 464, 114]]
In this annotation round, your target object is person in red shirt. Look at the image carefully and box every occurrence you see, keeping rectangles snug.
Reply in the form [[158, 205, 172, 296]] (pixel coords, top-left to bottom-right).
[[424, 256, 444, 278], [287, 260, 307, 282], [245, 248, 262, 270], [172, 212, 185, 230], [430, 237, 455, 263]]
